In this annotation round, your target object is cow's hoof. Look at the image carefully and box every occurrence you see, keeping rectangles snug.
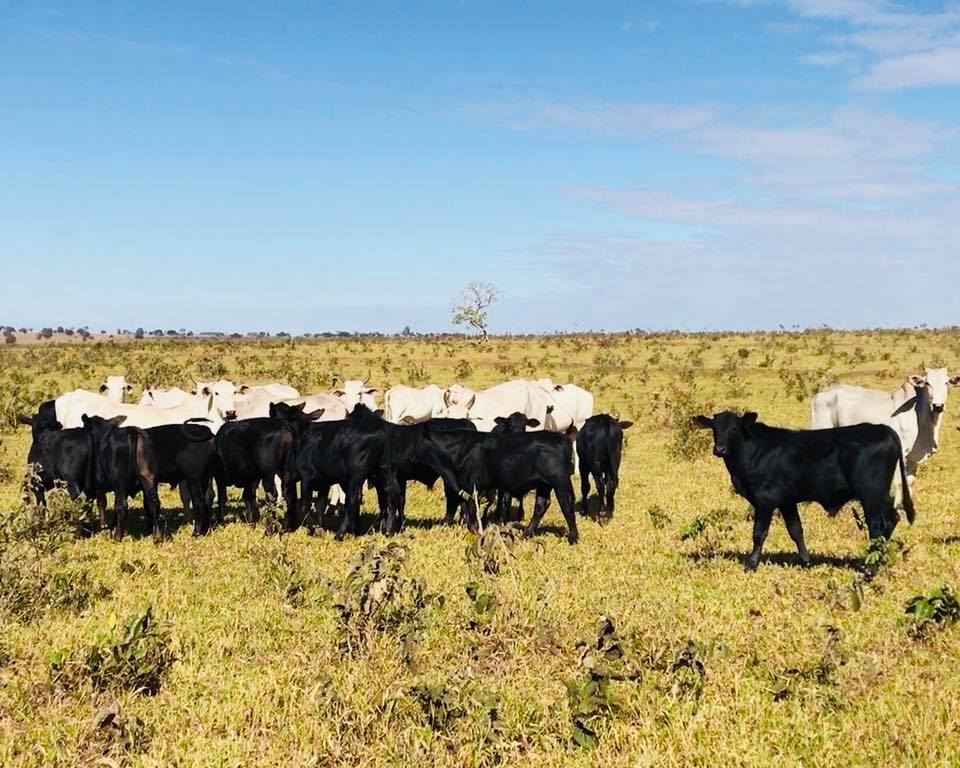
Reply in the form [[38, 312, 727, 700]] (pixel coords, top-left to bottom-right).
[[743, 557, 760, 572], [334, 532, 346, 542], [567, 532, 579, 545], [798, 555, 812, 568]]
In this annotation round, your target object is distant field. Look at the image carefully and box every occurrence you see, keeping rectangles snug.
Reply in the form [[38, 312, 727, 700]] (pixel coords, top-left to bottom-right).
[[2, 330, 960, 767]]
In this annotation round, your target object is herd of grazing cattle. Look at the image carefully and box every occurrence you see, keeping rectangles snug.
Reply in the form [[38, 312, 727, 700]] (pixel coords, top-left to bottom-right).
[[14, 364, 959, 570]]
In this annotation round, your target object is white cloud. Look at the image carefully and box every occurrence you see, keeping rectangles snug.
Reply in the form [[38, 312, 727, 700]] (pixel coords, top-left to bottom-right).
[[737, 0, 960, 90]]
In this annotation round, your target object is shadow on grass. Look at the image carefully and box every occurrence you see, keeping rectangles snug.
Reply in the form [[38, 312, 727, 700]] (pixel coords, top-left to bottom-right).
[[685, 549, 864, 571]]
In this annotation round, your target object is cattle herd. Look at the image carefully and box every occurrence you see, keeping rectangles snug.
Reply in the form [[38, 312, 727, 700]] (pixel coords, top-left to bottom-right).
[[14, 364, 959, 570]]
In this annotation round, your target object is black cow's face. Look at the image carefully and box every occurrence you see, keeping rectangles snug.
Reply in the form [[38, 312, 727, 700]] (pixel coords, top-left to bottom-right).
[[693, 411, 758, 458], [493, 412, 540, 433]]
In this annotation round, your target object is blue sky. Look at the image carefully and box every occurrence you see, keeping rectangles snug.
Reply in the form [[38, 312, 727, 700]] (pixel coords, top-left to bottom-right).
[[2, 1, 959, 333]]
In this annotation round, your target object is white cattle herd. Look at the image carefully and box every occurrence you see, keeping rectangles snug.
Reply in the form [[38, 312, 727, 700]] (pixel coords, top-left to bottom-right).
[[53, 375, 595, 434]]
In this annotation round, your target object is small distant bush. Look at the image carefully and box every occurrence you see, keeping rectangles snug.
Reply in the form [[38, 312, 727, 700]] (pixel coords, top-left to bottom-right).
[[905, 586, 960, 640]]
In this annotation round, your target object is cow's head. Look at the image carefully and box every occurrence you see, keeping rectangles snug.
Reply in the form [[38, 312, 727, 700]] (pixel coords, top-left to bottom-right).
[[438, 384, 476, 419], [493, 412, 540, 433], [269, 401, 325, 423], [198, 380, 238, 421], [80, 413, 127, 435], [332, 375, 380, 410], [693, 411, 758, 458], [99, 375, 132, 403], [913, 365, 960, 414], [17, 409, 63, 440]]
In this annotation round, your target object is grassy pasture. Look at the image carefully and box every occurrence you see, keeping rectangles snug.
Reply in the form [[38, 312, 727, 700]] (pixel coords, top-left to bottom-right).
[[1, 330, 960, 767]]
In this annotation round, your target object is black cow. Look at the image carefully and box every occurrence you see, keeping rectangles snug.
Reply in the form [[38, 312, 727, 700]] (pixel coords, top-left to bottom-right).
[[576, 415, 632, 522], [271, 402, 399, 539], [418, 428, 579, 543], [489, 412, 542, 522], [146, 423, 218, 536], [206, 408, 315, 526], [81, 415, 162, 541], [17, 406, 96, 506], [693, 411, 914, 571], [346, 404, 476, 532]]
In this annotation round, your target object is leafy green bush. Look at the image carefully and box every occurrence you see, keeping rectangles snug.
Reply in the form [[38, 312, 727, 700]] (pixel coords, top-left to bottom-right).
[[905, 586, 960, 639], [51, 607, 175, 695]]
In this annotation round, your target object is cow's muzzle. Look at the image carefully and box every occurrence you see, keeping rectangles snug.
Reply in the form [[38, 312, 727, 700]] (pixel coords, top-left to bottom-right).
[[713, 446, 728, 457], [932, 404, 945, 414]]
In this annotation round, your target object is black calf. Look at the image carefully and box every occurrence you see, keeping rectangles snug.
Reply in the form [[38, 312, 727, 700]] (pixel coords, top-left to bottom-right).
[[146, 423, 218, 535], [576, 415, 632, 522]]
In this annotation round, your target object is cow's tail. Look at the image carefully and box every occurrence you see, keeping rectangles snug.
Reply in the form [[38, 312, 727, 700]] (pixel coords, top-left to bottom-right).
[[898, 450, 915, 525]]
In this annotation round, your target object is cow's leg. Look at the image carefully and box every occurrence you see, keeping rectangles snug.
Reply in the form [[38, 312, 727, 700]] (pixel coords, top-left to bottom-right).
[[113, 492, 126, 541], [780, 503, 810, 566], [336, 480, 363, 541], [862, 492, 898, 540], [97, 493, 108, 530], [579, 471, 591, 515], [443, 483, 459, 526], [604, 471, 619, 518], [524, 486, 551, 539], [241, 484, 257, 525], [179, 481, 191, 512], [557, 478, 579, 544], [144, 481, 162, 543], [189, 479, 207, 536], [745, 505, 774, 571], [283, 474, 297, 534]]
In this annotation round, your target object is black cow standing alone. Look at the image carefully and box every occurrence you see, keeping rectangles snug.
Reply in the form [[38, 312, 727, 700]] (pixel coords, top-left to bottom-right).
[[576, 414, 632, 522], [694, 411, 914, 571], [81, 415, 162, 541]]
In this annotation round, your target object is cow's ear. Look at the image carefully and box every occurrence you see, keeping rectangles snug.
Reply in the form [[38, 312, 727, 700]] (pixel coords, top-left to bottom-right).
[[99, 384, 108, 393], [365, 387, 381, 395], [332, 389, 345, 397], [306, 407, 325, 420], [619, 420, 634, 430], [124, 383, 133, 392], [400, 415, 417, 425], [741, 412, 759, 435], [201, 386, 212, 396], [950, 376, 960, 386], [692, 415, 713, 429], [526, 418, 541, 428], [293, 402, 307, 413], [238, 385, 250, 394], [909, 375, 927, 387], [81, 414, 91, 426], [466, 394, 476, 409], [17, 413, 33, 426], [108, 415, 127, 427], [494, 416, 508, 427]]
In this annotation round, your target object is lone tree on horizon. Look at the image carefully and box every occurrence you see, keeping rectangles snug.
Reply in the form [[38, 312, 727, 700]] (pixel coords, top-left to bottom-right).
[[452, 281, 500, 343]]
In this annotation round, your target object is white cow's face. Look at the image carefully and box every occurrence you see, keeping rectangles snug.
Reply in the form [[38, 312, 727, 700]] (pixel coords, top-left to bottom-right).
[[333, 380, 380, 411], [920, 367, 960, 413], [199, 380, 238, 421], [99, 375, 132, 403], [437, 385, 475, 419]]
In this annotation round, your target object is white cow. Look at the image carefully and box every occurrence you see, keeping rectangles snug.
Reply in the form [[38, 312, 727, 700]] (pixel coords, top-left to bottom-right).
[[57, 380, 240, 432], [195, 380, 300, 402], [532, 379, 594, 432], [99, 375, 133, 402], [53, 376, 132, 423], [139, 386, 192, 408], [439, 380, 551, 432], [235, 391, 347, 422], [811, 365, 958, 477], [332, 377, 380, 412], [383, 384, 445, 424]]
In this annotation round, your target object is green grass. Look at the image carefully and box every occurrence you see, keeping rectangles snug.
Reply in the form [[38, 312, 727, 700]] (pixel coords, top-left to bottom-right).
[[2, 330, 960, 766]]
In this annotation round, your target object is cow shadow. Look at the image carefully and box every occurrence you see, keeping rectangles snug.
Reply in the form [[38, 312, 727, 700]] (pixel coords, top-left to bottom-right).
[[686, 549, 864, 571]]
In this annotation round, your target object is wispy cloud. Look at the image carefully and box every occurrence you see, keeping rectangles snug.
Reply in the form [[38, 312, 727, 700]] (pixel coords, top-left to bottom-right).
[[746, 0, 960, 90]]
